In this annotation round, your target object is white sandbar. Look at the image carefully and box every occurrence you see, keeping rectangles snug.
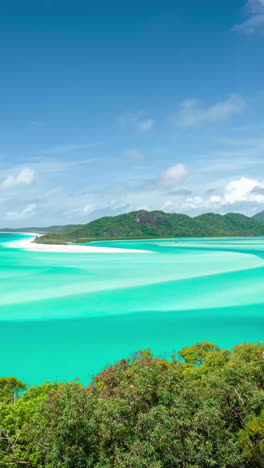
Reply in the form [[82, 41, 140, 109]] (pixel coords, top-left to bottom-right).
[[4, 235, 149, 253]]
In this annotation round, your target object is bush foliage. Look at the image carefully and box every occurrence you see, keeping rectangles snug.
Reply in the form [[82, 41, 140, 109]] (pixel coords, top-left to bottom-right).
[[0, 341, 263, 467]]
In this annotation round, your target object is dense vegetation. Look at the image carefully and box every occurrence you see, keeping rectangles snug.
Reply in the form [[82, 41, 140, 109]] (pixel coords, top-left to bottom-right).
[[253, 210, 264, 224], [2, 210, 264, 245], [33, 210, 264, 244], [68, 210, 264, 239], [0, 341, 263, 467], [34, 234, 69, 245]]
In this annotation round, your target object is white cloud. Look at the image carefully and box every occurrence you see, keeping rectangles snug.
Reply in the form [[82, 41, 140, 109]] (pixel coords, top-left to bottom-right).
[[77, 203, 95, 216], [2, 159, 264, 226], [224, 177, 258, 203], [138, 119, 155, 132], [158, 164, 188, 187], [183, 196, 206, 210], [223, 177, 264, 204], [233, 0, 264, 33], [209, 195, 222, 203], [1, 168, 35, 190], [6, 203, 36, 220], [176, 94, 246, 128], [181, 177, 264, 212], [75, 164, 189, 218]]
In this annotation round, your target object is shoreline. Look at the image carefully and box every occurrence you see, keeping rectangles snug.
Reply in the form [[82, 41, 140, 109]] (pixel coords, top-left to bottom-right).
[[3, 234, 150, 253]]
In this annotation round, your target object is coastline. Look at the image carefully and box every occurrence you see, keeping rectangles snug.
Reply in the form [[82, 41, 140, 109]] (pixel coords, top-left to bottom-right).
[[3, 234, 150, 253]]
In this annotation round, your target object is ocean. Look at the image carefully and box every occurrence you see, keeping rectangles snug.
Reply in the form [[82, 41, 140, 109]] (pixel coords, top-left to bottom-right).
[[0, 232, 263, 385]]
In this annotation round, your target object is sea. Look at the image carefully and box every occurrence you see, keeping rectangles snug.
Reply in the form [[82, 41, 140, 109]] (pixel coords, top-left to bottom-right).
[[0, 232, 263, 385]]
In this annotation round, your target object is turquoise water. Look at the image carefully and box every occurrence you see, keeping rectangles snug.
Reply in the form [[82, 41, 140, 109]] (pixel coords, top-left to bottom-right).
[[0, 233, 264, 384]]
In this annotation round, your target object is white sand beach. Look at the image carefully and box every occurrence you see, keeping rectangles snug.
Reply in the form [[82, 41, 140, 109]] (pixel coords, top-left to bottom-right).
[[4, 234, 149, 253]]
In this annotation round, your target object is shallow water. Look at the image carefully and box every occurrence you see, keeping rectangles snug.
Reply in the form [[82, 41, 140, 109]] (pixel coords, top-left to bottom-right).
[[0, 233, 263, 384]]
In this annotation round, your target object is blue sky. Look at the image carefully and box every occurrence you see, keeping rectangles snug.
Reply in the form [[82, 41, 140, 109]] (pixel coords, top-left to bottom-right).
[[1, 0, 264, 226]]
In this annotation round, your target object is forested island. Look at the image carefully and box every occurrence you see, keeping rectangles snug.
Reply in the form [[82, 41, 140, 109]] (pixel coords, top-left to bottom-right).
[[19, 209, 264, 245], [0, 341, 263, 467]]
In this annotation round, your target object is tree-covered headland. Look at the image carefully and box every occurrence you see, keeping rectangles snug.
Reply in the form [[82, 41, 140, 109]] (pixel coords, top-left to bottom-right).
[[0, 341, 263, 467]]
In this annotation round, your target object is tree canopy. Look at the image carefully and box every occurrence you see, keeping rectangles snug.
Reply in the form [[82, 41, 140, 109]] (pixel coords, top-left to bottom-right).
[[0, 341, 263, 467]]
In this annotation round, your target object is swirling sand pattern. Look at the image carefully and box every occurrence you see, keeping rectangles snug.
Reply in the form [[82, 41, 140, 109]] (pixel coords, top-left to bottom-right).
[[0, 233, 264, 384]]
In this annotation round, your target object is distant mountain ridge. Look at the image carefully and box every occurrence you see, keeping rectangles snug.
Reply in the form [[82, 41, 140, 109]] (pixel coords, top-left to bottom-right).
[[67, 210, 264, 239], [30, 210, 264, 243], [3, 210, 264, 242]]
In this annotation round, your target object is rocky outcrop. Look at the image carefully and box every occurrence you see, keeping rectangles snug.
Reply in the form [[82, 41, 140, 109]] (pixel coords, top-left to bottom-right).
[[136, 210, 154, 225]]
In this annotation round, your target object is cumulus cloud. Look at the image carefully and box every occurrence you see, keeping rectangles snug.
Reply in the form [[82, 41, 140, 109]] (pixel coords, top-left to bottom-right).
[[2, 161, 264, 227], [233, 0, 264, 33], [176, 95, 246, 128], [75, 164, 189, 218], [158, 164, 188, 187], [1, 168, 35, 190], [224, 177, 262, 204], [76, 203, 95, 216], [181, 177, 264, 212], [49, 172, 264, 222]]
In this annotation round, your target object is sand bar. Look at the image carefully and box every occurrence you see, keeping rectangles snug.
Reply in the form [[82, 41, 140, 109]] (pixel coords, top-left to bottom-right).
[[3, 234, 150, 253]]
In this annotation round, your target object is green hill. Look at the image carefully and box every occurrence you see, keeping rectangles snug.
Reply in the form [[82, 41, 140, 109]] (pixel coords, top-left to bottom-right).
[[38, 210, 264, 243], [194, 212, 264, 236], [252, 209, 264, 223], [68, 210, 208, 239], [5, 210, 264, 245], [67, 210, 264, 240]]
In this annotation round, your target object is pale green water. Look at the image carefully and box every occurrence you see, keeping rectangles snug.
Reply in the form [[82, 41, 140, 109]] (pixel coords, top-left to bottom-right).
[[0, 233, 263, 384]]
